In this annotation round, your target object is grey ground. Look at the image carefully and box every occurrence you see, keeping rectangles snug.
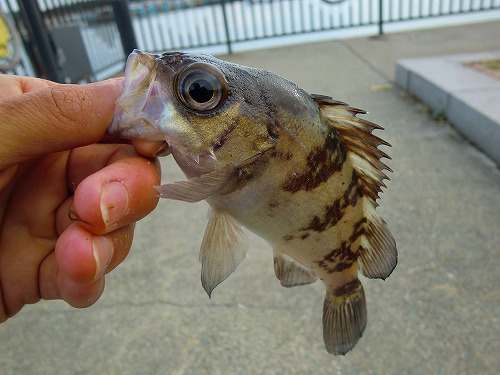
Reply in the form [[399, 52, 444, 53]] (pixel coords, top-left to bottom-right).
[[1, 21, 499, 375], [396, 50, 500, 164]]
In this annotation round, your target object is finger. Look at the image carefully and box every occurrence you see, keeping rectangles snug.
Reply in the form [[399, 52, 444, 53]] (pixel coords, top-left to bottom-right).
[[0, 75, 56, 98], [54, 222, 134, 307], [57, 223, 135, 284], [0, 151, 73, 319], [38, 252, 60, 301], [66, 145, 160, 235], [58, 275, 105, 309], [0, 78, 124, 168], [132, 139, 170, 158]]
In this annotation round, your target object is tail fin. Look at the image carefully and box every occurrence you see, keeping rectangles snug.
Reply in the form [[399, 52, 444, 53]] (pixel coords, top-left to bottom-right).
[[323, 279, 367, 355]]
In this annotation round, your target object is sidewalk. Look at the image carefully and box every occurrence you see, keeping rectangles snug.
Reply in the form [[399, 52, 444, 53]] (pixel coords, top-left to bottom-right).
[[1, 21, 499, 375]]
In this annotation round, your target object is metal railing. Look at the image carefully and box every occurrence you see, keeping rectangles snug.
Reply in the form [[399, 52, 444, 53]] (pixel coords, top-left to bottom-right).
[[4, 0, 500, 82], [132, 0, 382, 53], [131, 0, 500, 54], [2, 0, 137, 82]]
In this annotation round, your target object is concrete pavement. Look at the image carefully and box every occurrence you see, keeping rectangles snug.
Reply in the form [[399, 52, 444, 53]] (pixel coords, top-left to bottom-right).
[[1, 21, 499, 374], [396, 50, 500, 164]]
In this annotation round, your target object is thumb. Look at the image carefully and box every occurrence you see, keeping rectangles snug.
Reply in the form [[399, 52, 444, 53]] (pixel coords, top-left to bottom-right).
[[0, 78, 124, 168]]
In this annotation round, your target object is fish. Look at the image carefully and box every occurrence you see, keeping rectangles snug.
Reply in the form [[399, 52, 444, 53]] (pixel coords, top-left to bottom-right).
[[108, 49, 398, 355]]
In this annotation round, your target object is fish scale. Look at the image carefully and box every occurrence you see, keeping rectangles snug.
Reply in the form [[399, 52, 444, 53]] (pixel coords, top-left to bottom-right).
[[108, 49, 397, 355]]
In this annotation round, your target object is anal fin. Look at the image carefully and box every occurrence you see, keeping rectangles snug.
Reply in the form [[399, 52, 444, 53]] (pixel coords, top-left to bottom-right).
[[199, 208, 248, 297], [323, 278, 367, 355], [358, 216, 397, 280], [273, 253, 317, 287]]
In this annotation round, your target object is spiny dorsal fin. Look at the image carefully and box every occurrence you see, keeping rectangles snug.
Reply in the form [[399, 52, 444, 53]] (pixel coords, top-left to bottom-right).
[[312, 94, 397, 280], [311, 93, 392, 204]]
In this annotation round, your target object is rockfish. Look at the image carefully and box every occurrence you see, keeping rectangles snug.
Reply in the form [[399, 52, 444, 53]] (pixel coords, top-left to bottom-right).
[[108, 50, 397, 355]]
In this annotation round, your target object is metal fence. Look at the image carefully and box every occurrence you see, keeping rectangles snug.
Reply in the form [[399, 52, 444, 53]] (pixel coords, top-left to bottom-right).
[[133, 0, 381, 54], [131, 0, 500, 54], [1, 0, 134, 82], [2, 0, 500, 82]]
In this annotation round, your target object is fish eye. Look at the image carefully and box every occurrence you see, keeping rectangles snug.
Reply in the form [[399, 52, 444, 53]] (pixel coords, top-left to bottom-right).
[[175, 63, 228, 113]]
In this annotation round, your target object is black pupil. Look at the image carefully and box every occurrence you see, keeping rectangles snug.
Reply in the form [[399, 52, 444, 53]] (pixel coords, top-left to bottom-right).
[[189, 79, 214, 103]]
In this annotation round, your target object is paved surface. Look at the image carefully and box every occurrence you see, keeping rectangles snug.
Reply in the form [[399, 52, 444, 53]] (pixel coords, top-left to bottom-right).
[[1, 21, 499, 375], [396, 50, 500, 164]]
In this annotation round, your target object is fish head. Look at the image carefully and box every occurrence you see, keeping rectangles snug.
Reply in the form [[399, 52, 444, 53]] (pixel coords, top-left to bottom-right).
[[109, 50, 204, 144], [109, 49, 318, 174]]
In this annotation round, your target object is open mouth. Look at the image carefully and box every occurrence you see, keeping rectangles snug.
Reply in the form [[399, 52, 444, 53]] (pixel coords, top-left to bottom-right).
[[123, 50, 158, 91], [108, 50, 173, 141]]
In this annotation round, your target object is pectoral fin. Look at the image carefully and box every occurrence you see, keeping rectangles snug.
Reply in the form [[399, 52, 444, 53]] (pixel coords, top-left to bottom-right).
[[155, 149, 272, 203], [199, 208, 248, 297], [155, 164, 238, 203], [273, 252, 317, 287]]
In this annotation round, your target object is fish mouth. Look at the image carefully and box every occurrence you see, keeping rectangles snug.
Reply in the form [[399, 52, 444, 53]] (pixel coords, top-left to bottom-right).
[[108, 49, 173, 141]]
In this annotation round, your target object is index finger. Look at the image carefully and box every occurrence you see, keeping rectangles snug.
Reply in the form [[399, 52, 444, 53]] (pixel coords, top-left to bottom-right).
[[0, 75, 56, 98], [0, 78, 124, 168]]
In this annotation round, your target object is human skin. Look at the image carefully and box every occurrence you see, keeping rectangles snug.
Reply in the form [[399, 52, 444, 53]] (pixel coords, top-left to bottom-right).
[[0, 75, 165, 322]]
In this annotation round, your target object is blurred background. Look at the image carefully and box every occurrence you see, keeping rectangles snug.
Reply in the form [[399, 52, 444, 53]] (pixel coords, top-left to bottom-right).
[[1, 0, 500, 82]]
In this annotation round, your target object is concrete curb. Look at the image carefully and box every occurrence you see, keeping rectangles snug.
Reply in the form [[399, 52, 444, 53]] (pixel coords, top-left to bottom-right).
[[395, 51, 500, 165]]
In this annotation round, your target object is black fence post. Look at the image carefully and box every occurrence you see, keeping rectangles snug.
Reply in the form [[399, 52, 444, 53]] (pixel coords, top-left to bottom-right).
[[378, 0, 384, 35], [110, 0, 138, 56], [220, 0, 232, 54], [18, 0, 64, 82]]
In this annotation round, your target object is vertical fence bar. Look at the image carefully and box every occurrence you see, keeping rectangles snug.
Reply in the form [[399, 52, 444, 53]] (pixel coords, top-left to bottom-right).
[[237, 2, 247, 40], [19, 0, 63, 82], [245, 0, 255, 39], [260, 0, 267, 36], [111, 0, 137, 55], [211, 4, 223, 45], [220, 0, 232, 54], [378, 0, 384, 34]]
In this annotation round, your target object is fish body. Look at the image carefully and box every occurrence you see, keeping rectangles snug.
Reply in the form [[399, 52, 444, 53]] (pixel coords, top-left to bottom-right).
[[109, 50, 397, 355]]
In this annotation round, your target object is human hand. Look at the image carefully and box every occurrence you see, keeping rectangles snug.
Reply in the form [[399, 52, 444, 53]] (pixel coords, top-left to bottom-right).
[[0, 75, 162, 322]]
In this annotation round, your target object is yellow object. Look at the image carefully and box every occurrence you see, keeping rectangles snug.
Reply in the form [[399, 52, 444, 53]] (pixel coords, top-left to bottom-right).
[[0, 15, 11, 58]]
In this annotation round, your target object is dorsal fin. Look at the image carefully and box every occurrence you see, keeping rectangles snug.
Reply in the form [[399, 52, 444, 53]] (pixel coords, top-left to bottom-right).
[[311, 93, 392, 204], [312, 94, 397, 279]]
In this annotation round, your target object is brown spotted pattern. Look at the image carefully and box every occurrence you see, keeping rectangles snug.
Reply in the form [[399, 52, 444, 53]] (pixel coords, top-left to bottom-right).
[[282, 128, 346, 193], [332, 278, 362, 297], [314, 217, 367, 273], [302, 172, 361, 233]]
